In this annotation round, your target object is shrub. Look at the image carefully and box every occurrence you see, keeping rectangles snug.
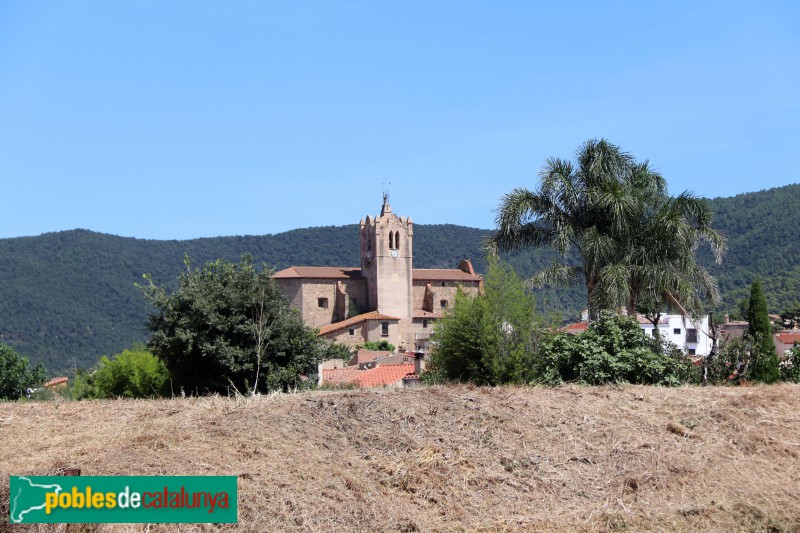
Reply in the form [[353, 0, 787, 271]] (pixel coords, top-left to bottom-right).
[[71, 346, 169, 399], [534, 312, 697, 386], [325, 342, 354, 361], [359, 340, 395, 352], [705, 334, 782, 385], [781, 345, 800, 383], [0, 344, 46, 400]]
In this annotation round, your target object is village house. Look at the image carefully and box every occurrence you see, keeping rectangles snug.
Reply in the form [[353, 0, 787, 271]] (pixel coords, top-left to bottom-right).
[[775, 332, 800, 357], [273, 195, 483, 353]]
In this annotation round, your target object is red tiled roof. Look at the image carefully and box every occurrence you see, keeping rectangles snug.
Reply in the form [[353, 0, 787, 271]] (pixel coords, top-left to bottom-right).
[[413, 269, 481, 282], [43, 377, 68, 388], [273, 266, 363, 279], [350, 349, 392, 366], [322, 367, 361, 386], [356, 364, 416, 387], [564, 322, 588, 334], [317, 311, 401, 336], [273, 265, 481, 282], [776, 333, 800, 345], [322, 364, 416, 388]]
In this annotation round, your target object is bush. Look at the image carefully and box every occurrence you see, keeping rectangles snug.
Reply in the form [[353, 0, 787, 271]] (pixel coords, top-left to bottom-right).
[[359, 340, 395, 352], [71, 346, 169, 399], [709, 334, 785, 385], [781, 345, 800, 383], [0, 344, 46, 400], [534, 312, 697, 386], [324, 342, 354, 361], [426, 259, 540, 385]]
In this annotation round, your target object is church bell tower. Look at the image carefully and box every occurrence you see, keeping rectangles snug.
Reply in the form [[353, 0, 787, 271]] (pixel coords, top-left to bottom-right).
[[359, 194, 413, 321]]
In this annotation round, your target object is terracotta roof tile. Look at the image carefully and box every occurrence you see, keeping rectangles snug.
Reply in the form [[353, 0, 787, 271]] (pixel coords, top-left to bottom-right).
[[321, 363, 416, 388], [564, 322, 589, 334], [274, 266, 481, 282], [317, 311, 401, 336], [273, 266, 363, 279], [776, 333, 800, 344], [412, 269, 481, 282], [43, 377, 69, 388], [321, 367, 361, 386], [355, 364, 416, 388], [350, 349, 392, 366]]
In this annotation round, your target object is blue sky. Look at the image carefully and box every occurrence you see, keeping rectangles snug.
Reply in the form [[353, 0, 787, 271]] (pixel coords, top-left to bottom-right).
[[1, 1, 798, 239]]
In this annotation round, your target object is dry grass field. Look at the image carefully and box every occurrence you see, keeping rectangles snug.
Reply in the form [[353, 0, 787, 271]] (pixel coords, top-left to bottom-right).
[[2, 384, 800, 532]]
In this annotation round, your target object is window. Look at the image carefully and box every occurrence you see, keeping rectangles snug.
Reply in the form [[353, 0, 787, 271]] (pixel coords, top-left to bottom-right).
[[688, 348, 696, 355], [348, 328, 355, 336], [318, 297, 328, 308], [388, 231, 394, 249], [673, 328, 681, 335], [440, 299, 448, 309], [687, 329, 698, 343], [381, 322, 389, 336], [441, 282, 446, 287], [395, 230, 400, 249], [422, 319, 428, 329]]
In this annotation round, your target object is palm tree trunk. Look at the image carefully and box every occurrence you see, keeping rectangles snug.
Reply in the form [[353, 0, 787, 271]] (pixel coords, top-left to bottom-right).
[[650, 313, 662, 354]]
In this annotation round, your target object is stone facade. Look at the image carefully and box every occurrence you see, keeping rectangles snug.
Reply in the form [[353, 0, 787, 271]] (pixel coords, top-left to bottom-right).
[[274, 196, 482, 352]]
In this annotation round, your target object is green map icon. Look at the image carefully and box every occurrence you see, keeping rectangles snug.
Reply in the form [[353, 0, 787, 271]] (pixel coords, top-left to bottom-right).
[[9, 476, 63, 523]]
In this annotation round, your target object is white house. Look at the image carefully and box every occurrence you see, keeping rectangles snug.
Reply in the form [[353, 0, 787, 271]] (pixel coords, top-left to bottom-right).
[[577, 310, 712, 356], [637, 314, 712, 356]]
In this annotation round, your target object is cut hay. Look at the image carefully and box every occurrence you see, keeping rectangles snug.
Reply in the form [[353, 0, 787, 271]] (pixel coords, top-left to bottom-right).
[[2, 384, 799, 532]]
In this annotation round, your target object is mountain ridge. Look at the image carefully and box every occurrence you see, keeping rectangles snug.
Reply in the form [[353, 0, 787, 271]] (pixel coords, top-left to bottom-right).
[[2, 184, 799, 374]]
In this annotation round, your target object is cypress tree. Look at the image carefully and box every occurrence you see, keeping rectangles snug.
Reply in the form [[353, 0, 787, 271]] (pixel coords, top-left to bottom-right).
[[747, 279, 781, 383]]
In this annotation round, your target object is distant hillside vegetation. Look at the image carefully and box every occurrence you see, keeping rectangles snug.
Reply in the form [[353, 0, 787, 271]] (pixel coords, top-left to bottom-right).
[[697, 184, 800, 312], [1, 184, 799, 374]]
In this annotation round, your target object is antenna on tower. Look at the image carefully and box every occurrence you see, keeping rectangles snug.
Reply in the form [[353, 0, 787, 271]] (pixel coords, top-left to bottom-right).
[[380, 181, 392, 215], [382, 181, 391, 205]]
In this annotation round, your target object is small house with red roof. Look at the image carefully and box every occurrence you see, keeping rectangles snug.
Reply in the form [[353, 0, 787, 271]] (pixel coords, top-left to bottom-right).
[[775, 332, 800, 356]]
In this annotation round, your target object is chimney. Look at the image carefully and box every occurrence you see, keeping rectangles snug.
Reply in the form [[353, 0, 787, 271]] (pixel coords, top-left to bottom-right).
[[724, 314, 730, 324], [414, 352, 424, 375]]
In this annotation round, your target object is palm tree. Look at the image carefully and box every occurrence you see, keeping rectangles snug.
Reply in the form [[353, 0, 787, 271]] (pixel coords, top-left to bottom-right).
[[488, 139, 726, 322]]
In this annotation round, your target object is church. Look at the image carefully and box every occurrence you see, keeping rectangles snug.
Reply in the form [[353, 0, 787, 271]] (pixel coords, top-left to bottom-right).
[[273, 195, 482, 352]]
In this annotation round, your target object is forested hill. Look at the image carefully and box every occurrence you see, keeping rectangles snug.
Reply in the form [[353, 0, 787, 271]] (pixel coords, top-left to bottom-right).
[[697, 184, 800, 313], [2, 184, 799, 374]]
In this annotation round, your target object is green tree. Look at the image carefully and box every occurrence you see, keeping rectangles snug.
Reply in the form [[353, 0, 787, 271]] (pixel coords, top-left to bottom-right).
[[779, 304, 800, 330], [426, 259, 540, 385], [488, 139, 725, 320], [140, 255, 326, 395], [0, 344, 46, 400], [71, 346, 169, 399], [746, 280, 780, 383], [534, 312, 696, 386]]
